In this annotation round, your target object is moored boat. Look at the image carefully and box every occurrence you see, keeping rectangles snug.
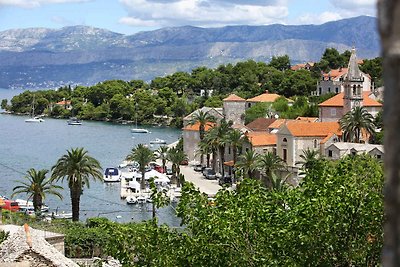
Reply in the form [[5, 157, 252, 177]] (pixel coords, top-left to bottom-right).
[[67, 117, 82, 125], [126, 196, 137, 204], [104, 167, 121, 182], [131, 128, 149, 133], [149, 138, 166, 144], [15, 199, 49, 212]]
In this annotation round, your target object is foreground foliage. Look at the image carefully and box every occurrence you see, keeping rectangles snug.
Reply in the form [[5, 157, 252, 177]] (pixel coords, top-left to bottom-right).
[[2, 155, 383, 266]]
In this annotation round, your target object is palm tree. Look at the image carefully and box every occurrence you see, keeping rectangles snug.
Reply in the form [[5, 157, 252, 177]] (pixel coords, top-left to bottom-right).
[[340, 106, 376, 143], [209, 119, 232, 178], [126, 144, 156, 190], [257, 152, 286, 186], [167, 147, 188, 187], [203, 131, 219, 170], [12, 168, 63, 213], [189, 110, 215, 164], [296, 148, 320, 173], [156, 145, 169, 173], [268, 172, 290, 192], [236, 150, 259, 179], [197, 140, 212, 167], [51, 147, 102, 221]]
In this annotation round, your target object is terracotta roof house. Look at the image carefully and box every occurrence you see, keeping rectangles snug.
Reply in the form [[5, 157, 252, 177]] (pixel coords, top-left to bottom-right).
[[54, 99, 72, 110], [246, 90, 293, 109], [291, 62, 315, 71], [244, 132, 277, 155], [276, 121, 342, 169], [245, 118, 276, 132], [268, 119, 287, 133], [295, 117, 319, 122], [313, 48, 372, 96]]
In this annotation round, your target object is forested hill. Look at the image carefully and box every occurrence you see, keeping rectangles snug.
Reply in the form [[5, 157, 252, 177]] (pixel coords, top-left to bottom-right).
[[0, 16, 379, 89]]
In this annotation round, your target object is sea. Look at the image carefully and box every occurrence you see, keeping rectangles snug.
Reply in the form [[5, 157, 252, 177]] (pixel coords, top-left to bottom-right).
[[0, 88, 182, 225]]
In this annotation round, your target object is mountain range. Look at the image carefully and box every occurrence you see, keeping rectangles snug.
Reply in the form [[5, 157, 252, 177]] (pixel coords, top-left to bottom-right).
[[0, 16, 380, 89]]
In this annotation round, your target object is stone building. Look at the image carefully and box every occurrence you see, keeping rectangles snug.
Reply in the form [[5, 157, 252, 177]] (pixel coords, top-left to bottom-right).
[[182, 121, 215, 162], [222, 94, 246, 125], [183, 106, 224, 126], [324, 142, 384, 160]]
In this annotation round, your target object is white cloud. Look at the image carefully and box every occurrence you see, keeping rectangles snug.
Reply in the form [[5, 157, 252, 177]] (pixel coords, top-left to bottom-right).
[[297, 12, 343, 25], [329, 0, 377, 16], [0, 0, 90, 8], [118, 0, 288, 28]]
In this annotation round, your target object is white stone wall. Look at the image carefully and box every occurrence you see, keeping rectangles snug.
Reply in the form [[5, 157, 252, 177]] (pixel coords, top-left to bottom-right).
[[319, 107, 343, 122], [183, 130, 200, 162]]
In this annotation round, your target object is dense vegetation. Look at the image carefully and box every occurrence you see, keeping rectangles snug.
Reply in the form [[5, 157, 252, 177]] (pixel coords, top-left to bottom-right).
[[2, 154, 383, 266], [1, 48, 382, 128]]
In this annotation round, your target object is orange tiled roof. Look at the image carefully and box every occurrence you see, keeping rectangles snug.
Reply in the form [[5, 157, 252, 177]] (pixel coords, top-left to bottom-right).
[[285, 121, 342, 137], [56, 100, 71, 105], [295, 117, 318, 122], [223, 94, 245, 102], [247, 91, 293, 103], [291, 64, 306, 71], [318, 92, 383, 107], [246, 132, 277, 146], [268, 119, 286, 129], [322, 68, 348, 80], [182, 121, 215, 131]]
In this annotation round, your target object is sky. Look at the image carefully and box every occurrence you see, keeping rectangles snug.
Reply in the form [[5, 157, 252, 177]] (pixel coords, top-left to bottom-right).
[[0, 0, 377, 35]]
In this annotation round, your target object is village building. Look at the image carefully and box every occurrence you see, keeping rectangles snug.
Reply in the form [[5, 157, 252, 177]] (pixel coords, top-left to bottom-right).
[[276, 121, 342, 169], [318, 48, 382, 122], [290, 62, 315, 71], [245, 117, 276, 132], [222, 94, 246, 125], [54, 99, 72, 110], [183, 106, 224, 126], [313, 49, 372, 96], [246, 90, 293, 109], [325, 142, 384, 160], [182, 121, 215, 163]]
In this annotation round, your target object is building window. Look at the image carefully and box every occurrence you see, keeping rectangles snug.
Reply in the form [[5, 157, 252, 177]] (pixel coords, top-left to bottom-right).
[[228, 147, 231, 154], [319, 87, 322, 95], [283, 148, 287, 162], [353, 85, 357, 95], [330, 108, 336, 116], [377, 154, 382, 159], [283, 138, 287, 143], [314, 139, 318, 148], [328, 87, 331, 92], [273, 148, 277, 155], [335, 87, 339, 93], [328, 150, 333, 157], [351, 151, 357, 156], [247, 103, 251, 108]]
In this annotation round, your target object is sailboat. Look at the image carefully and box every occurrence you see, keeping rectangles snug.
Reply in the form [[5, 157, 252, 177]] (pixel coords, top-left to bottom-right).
[[25, 96, 44, 123], [131, 102, 149, 133]]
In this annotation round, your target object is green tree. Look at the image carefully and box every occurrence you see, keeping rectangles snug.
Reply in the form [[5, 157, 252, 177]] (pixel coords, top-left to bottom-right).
[[340, 107, 376, 143], [296, 148, 321, 174], [126, 144, 156, 190], [244, 102, 272, 124], [236, 150, 259, 179], [156, 145, 169, 173], [269, 55, 291, 70], [51, 148, 103, 221], [167, 147, 188, 187], [257, 152, 286, 187], [1, 99, 8, 110], [208, 119, 232, 177], [12, 168, 63, 213], [189, 110, 215, 164]]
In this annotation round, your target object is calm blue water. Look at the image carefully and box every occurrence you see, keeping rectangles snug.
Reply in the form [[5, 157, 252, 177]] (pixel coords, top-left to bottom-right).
[[0, 88, 182, 224]]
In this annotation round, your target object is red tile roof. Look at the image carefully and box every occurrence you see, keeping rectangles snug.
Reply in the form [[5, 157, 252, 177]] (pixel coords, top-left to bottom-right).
[[268, 119, 287, 129], [247, 91, 293, 103], [295, 117, 319, 122], [285, 121, 342, 137], [246, 132, 277, 146], [56, 100, 71, 105], [322, 68, 348, 80], [318, 92, 382, 107], [182, 122, 215, 131], [223, 94, 245, 102]]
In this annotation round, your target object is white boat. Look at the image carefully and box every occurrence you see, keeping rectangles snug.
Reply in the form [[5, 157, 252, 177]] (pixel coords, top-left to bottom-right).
[[15, 199, 49, 212], [103, 167, 121, 182], [25, 96, 45, 123], [25, 116, 45, 123], [131, 128, 149, 133], [149, 138, 166, 144], [67, 117, 82, 125], [126, 196, 137, 204], [137, 195, 147, 204], [52, 211, 73, 219]]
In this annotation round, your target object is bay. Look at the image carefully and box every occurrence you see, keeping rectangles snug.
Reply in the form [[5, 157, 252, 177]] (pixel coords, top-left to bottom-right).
[[0, 88, 182, 225]]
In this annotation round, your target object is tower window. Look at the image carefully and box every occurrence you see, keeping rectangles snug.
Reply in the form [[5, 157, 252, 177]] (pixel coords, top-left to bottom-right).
[[335, 87, 339, 93]]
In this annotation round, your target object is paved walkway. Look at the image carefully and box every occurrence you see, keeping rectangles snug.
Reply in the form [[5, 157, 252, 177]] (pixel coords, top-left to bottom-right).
[[179, 165, 221, 196]]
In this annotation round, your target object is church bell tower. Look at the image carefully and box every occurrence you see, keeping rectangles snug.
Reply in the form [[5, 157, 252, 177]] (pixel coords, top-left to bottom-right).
[[343, 47, 364, 114]]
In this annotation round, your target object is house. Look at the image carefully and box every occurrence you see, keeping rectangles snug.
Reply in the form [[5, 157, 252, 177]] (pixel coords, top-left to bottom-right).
[[295, 116, 319, 122], [244, 132, 277, 155], [246, 90, 293, 109], [325, 142, 384, 160], [54, 99, 72, 110], [268, 119, 287, 133], [318, 48, 382, 122], [276, 121, 342, 169], [318, 92, 382, 122], [313, 48, 372, 96], [291, 62, 315, 71], [182, 121, 215, 162]]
